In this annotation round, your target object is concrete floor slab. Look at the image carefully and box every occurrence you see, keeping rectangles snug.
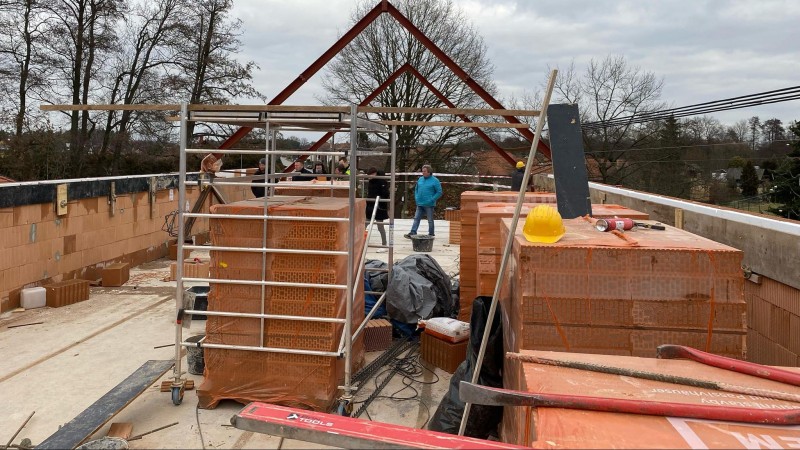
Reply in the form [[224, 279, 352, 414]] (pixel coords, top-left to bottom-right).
[[0, 220, 460, 449]]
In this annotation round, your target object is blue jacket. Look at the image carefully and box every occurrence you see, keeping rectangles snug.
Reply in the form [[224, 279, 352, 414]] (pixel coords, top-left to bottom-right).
[[415, 175, 442, 207]]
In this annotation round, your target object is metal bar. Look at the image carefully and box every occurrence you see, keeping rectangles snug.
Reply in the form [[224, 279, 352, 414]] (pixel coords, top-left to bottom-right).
[[657, 345, 800, 386], [507, 352, 800, 404], [344, 103, 358, 399], [182, 245, 348, 256], [359, 106, 541, 116], [262, 150, 347, 156], [181, 310, 347, 323], [183, 277, 347, 290], [389, 126, 396, 267], [378, 120, 531, 128], [182, 213, 348, 222], [197, 343, 340, 358], [173, 102, 188, 384], [458, 69, 558, 436], [458, 382, 800, 426]]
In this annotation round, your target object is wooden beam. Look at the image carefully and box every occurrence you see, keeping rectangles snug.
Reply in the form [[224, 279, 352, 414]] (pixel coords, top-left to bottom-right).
[[359, 106, 540, 116], [41, 104, 179, 111], [378, 120, 530, 129]]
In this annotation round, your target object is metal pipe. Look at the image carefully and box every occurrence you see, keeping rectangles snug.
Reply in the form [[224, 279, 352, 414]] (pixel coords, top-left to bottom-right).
[[344, 103, 357, 398], [389, 126, 397, 268], [189, 341, 341, 358], [173, 102, 188, 384], [181, 245, 347, 256], [458, 70, 558, 436], [182, 310, 346, 323], [182, 213, 348, 222], [183, 277, 347, 290]]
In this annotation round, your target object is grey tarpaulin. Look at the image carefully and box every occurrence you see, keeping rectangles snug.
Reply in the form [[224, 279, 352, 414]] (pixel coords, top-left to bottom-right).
[[365, 259, 389, 293], [386, 254, 456, 323]]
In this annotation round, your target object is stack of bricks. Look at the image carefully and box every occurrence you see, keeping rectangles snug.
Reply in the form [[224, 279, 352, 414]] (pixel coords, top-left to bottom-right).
[[197, 196, 366, 411], [458, 191, 557, 322], [745, 277, 800, 366], [498, 217, 746, 359], [444, 209, 461, 244], [274, 181, 349, 198], [476, 203, 650, 298]]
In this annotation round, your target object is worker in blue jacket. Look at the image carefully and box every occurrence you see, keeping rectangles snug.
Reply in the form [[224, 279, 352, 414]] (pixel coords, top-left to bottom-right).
[[404, 164, 442, 238]]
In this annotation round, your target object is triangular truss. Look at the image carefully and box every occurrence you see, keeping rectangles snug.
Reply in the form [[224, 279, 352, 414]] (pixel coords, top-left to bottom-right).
[[213, 0, 551, 163]]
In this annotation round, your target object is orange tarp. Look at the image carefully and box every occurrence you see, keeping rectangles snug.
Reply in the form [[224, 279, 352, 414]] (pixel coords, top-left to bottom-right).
[[502, 350, 800, 448]]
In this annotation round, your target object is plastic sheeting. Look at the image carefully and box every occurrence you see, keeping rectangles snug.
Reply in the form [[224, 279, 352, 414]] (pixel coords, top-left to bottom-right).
[[385, 254, 456, 324]]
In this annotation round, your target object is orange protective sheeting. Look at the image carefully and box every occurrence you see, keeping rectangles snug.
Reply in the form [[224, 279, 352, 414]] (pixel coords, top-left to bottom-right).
[[498, 217, 746, 359], [197, 196, 366, 411], [502, 350, 800, 448], [591, 203, 651, 220]]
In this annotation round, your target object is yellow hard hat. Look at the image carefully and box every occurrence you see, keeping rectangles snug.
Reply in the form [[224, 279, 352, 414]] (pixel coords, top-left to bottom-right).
[[522, 205, 565, 243], [516, 161, 525, 169]]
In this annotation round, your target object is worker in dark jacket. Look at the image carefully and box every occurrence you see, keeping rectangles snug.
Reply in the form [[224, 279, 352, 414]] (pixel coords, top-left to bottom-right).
[[251, 158, 267, 197], [290, 160, 314, 181], [366, 167, 390, 250], [510, 160, 527, 191]]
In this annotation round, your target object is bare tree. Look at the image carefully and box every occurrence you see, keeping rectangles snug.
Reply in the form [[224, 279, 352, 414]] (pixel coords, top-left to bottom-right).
[[99, 0, 186, 174], [163, 0, 262, 141], [551, 56, 667, 185], [45, 0, 124, 175], [726, 119, 749, 142], [321, 0, 497, 215], [0, 0, 54, 135]]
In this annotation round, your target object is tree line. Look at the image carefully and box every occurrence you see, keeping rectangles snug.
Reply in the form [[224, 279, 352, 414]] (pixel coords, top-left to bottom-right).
[[0, 0, 261, 179]]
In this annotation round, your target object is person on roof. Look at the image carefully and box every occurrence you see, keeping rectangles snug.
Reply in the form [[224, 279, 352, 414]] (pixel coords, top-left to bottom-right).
[[337, 157, 351, 176], [366, 167, 390, 251], [312, 161, 329, 181], [251, 158, 267, 197], [510, 160, 527, 191], [404, 164, 442, 238], [290, 160, 314, 182]]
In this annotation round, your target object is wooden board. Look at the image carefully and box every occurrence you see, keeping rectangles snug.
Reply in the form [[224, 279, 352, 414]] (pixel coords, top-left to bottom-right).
[[106, 422, 133, 439], [37, 360, 173, 450]]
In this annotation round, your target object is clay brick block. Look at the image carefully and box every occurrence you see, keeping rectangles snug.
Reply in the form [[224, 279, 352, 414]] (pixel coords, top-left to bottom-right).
[[421, 331, 468, 373], [45, 279, 90, 308], [102, 262, 130, 287], [168, 242, 191, 260], [170, 260, 210, 281], [364, 319, 393, 352]]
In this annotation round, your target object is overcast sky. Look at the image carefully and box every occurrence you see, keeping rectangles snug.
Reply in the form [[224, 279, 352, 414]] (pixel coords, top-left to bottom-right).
[[230, 0, 799, 128]]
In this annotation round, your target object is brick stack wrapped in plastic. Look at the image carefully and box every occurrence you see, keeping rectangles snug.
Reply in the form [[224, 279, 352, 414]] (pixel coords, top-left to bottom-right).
[[197, 196, 366, 411]]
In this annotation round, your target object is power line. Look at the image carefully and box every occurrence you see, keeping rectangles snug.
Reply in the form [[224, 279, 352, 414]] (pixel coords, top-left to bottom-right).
[[581, 85, 800, 130]]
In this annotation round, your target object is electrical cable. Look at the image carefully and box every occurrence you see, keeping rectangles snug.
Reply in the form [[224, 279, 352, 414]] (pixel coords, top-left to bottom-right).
[[195, 404, 206, 450], [581, 86, 800, 130]]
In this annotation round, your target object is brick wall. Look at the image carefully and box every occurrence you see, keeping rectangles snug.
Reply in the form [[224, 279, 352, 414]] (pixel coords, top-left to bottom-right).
[[745, 276, 800, 366], [0, 180, 251, 313]]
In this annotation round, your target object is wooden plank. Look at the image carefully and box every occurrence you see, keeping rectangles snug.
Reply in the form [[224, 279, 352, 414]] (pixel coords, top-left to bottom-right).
[[379, 120, 530, 129], [358, 106, 541, 116], [40, 104, 179, 111], [106, 422, 134, 439], [37, 360, 173, 450]]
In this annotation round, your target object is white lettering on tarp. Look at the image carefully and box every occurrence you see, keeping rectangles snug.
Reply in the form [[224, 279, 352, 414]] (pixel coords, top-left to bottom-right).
[[650, 388, 746, 399], [781, 436, 800, 449], [730, 433, 781, 449], [698, 398, 797, 410]]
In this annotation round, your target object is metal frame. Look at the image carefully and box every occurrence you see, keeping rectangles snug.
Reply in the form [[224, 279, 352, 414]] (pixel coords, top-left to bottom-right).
[[172, 103, 397, 411]]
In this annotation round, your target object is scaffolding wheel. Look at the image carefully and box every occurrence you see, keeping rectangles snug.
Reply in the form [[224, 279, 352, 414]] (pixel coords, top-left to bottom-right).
[[172, 386, 184, 405], [336, 398, 352, 417]]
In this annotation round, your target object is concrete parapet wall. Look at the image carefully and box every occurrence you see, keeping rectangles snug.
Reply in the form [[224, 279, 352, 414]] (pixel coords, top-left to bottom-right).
[[0, 173, 251, 313]]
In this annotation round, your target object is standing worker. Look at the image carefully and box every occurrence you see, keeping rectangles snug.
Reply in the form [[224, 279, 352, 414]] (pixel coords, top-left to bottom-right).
[[366, 167, 390, 251], [510, 160, 527, 191], [251, 158, 267, 197], [404, 164, 442, 238]]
